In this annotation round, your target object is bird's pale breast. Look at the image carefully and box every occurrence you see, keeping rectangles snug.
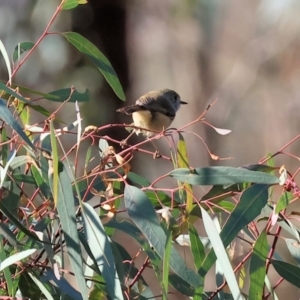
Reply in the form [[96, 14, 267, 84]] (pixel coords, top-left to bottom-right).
[[132, 110, 173, 137]]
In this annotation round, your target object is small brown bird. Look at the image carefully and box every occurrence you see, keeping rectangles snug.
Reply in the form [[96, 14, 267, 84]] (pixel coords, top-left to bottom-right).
[[117, 89, 187, 138]]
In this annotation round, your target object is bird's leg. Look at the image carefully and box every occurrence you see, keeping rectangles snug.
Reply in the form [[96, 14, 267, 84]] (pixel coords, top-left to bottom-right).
[[148, 127, 167, 158], [147, 138, 161, 159], [120, 131, 135, 148]]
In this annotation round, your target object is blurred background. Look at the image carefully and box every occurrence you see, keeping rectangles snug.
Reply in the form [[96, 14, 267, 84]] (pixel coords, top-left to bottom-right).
[[0, 0, 300, 173], [1, 0, 300, 298], [2, 0, 300, 173]]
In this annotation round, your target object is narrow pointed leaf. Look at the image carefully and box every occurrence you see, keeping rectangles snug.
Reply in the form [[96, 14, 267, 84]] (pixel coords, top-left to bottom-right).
[[0, 249, 37, 271], [12, 42, 34, 62], [275, 192, 292, 214], [176, 133, 193, 212], [162, 229, 172, 300], [0, 40, 11, 83], [82, 203, 123, 300], [188, 223, 205, 270], [0, 98, 34, 149], [169, 167, 279, 186], [249, 230, 268, 300], [62, 0, 87, 10], [199, 184, 269, 277], [50, 121, 58, 207], [0, 82, 31, 103], [3, 81, 89, 103], [62, 32, 125, 100], [46, 88, 90, 102], [242, 164, 276, 173], [106, 219, 196, 296], [201, 184, 243, 202], [124, 184, 202, 288], [0, 200, 42, 241], [53, 164, 88, 300], [272, 260, 300, 288], [0, 223, 18, 249], [0, 241, 14, 296], [27, 272, 54, 300], [264, 275, 279, 300], [201, 207, 244, 300], [43, 270, 83, 300]]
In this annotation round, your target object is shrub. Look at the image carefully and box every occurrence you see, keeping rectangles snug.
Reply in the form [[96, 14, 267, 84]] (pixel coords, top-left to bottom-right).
[[0, 1, 298, 300]]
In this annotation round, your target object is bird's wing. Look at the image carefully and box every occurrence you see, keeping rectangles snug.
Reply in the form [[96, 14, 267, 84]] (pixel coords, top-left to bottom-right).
[[116, 105, 145, 115], [117, 92, 176, 118], [136, 94, 176, 118]]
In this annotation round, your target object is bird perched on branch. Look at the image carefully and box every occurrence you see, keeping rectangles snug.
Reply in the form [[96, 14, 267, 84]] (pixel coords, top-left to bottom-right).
[[117, 89, 187, 142]]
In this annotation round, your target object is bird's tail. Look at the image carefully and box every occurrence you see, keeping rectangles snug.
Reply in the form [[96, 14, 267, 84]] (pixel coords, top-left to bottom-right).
[[116, 105, 144, 115]]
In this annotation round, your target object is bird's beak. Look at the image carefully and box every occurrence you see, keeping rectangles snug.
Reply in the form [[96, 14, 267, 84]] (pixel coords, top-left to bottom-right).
[[180, 101, 188, 104]]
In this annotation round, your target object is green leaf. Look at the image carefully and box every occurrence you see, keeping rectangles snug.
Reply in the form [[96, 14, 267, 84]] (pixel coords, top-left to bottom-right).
[[0, 249, 37, 271], [169, 167, 279, 186], [0, 238, 14, 296], [168, 274, 195, 296], [1, 189, 20, 216], [12, 42, 34, 62], [201, 206, 243, 300], [127, 173, 181, 207], [1, 128, 8, 164], [76, 176, 105, 203], [188, 223, 205, 270], [82, 203, 123, 300], [43, 270, 83, 300], [176, 133, 193, 213], [52, 163, 88, 300], [127, 172, 151, 187], [176, 133, 190, 169], [19, 272, 42, 299], [191, 200, 236, 218], [31, 165, 51, 199], [272, 260, 300, 288], [124, 184, 202, 289], [162, 229, 172, 300], [264, 275, 279, 300], [265, 153, 275, 169], [0, 82, 64, 119], [241, 164, 277, 172], [11, 173, 37, 184], [46, 88, 90, 102], [50, 121, 59, 206], [109, 243, 128, 283], [0, 223, 19, 249], [3, 81, 89, 104], [0, 98, 34, 149], [27, 272, 55, 300], [199, 184, 269, 277], [275, 192, 293, 214], [16, 101, 30, 126], [62, 32, 125, 100], [106, 219, 196, 296], [0, 200, 42, 242], [0, 149, 16, 188], [249, 230, 268, 300], [145, 190, 172, 207], [0, 82, 31, 103], [201, 184, 244, 201], [61, 0, 87, 10], [0, 40, 11, 83]]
